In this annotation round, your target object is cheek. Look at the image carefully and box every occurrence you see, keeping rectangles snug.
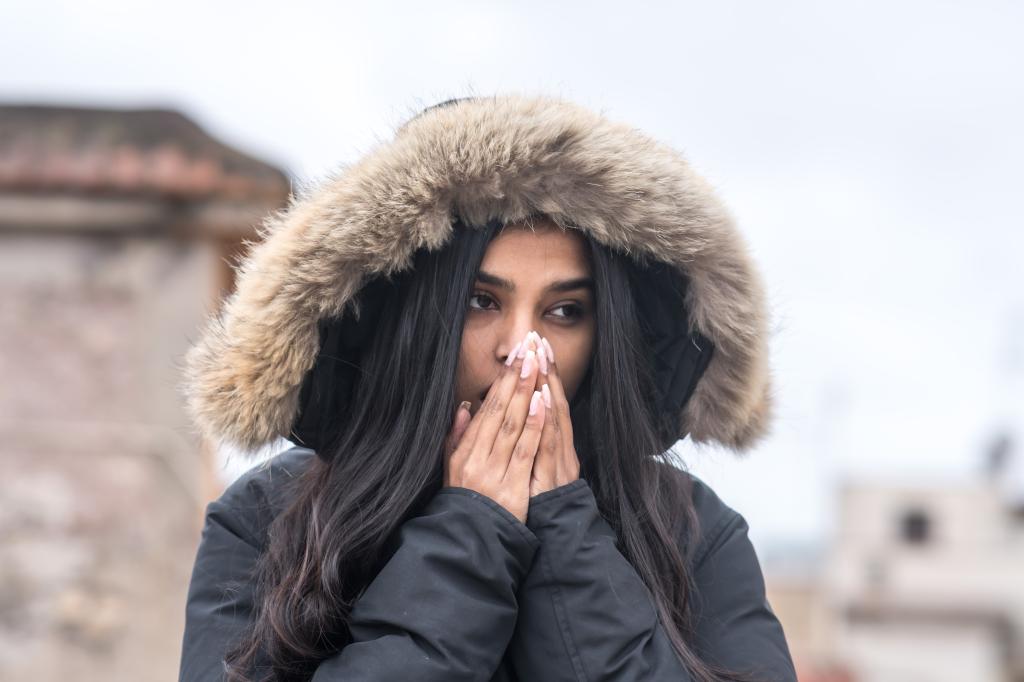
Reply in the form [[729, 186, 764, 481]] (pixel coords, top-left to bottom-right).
[[454, 336, 485, 397], [560, 333, 596, 401], [454, 347, 473, 393], [562, 361, 588, 402]]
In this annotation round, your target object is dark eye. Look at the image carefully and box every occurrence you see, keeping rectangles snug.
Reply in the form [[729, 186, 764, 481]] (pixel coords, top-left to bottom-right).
[[468, 293, 497, 310], [549, 303, 584, 320]]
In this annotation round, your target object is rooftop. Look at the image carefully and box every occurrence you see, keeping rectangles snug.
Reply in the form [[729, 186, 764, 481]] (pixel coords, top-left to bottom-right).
[[0, 104, 289, 202]]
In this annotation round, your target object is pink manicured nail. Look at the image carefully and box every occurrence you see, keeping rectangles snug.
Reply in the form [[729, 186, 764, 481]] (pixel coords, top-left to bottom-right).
[[520, 350, 535, 378], [542, 337, 555, 365], [538, 342, 548, 375], [541, 384, 552, 409], [529, 390, 542, 415], [519, 331, 540, 359], [505, 340, 522, 366]]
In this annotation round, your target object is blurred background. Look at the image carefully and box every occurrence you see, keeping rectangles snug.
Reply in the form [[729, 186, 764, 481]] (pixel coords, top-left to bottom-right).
[[2, 1, 1021, 680]]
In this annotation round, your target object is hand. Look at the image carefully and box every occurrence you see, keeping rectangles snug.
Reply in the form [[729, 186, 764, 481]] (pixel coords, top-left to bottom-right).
[[528, 333, 581, 497], [443, 332, 547, 523]]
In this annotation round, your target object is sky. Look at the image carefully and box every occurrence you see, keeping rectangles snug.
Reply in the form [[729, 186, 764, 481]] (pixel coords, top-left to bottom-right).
[[5, 0, 1022, 559]]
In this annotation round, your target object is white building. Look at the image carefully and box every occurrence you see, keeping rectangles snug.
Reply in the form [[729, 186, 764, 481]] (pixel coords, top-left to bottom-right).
[[823, 451, 1024, 682]]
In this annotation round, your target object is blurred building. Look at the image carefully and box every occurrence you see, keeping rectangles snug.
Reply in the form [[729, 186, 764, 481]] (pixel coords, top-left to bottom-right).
[[768, 440, 1024, 682], [827, 456, 1024, 682], [0, 104, 289, 681], [766, 551, 850, 681]]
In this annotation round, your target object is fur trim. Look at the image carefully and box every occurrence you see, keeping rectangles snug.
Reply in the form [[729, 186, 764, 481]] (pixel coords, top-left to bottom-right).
[[182, 95, 773, 455]]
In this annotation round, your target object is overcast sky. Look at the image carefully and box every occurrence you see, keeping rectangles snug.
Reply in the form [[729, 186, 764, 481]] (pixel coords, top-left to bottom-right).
[[5, 0, 1022, 558]]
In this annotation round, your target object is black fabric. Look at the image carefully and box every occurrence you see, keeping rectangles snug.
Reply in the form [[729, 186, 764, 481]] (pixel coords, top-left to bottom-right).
[[290, 274, 397, 453], [178, 447, 797, 681], [626, 260, 714, 420], [309, 486, 538, 680]]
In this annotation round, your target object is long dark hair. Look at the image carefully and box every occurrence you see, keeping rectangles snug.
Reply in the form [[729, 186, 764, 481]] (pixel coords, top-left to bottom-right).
[[224, 219, 760, 682]]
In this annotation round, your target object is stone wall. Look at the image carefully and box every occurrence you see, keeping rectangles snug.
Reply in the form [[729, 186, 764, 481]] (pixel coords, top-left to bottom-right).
[[0, 230, 220, 680]]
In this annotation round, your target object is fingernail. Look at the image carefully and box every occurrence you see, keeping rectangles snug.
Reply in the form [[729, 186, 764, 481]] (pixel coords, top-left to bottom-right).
[[538, 341, 548, 375], [459, 400, 471, 414], [529, 390, 542, 415], [517, 337, 529, 359], [542, 337, 555, 365], [520, 350, 535, 378], [505, 340, 522, 366], [541, 384, 552, 409]]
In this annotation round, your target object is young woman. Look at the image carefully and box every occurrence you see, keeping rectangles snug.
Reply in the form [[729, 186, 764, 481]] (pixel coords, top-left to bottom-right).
[[178, 95, 795, 682]]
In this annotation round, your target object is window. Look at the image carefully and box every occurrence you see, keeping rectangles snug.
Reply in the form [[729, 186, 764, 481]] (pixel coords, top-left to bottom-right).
[[900, 507, 931, 545]]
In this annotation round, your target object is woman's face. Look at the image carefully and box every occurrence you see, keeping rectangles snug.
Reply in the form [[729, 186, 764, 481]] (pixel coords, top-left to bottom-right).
[[455, 219, 597, 414]]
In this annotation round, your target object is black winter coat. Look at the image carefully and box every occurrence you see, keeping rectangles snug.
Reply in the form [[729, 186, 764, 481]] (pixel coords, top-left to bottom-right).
[[178, 446, 797, 681]]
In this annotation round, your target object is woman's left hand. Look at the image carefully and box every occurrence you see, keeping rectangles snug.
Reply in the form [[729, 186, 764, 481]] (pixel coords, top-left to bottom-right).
[[530, 334, 581, 497]]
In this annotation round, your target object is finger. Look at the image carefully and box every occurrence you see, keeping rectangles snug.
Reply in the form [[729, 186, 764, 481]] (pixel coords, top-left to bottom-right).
[[541, 337, 573, 442], [504, 389, 546, 482], [443, 402, 471, 485], [461, 344, 530, 469], [540, 337, 579, 483], [531, 382, 558, 493], [446, 401, 472, 456], [540, 333, 573, 477], [484, 344, 542, 471], [456, 339, 523, 453], [453, 400, 483, 461], [451, 338, 531, 482]]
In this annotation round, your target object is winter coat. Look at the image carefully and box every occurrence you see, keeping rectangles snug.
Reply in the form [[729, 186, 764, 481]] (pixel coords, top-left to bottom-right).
[[179, 446, 796, 681], [178, 95, 795, 680]]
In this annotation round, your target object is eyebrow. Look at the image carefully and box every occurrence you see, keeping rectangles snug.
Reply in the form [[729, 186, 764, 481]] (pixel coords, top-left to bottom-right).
[[476, 269, 594, 293]]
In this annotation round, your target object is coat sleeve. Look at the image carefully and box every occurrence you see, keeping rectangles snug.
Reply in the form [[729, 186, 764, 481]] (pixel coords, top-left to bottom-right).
[[688, 509, 797, 682], [178, 495, 263, 682], [506, 478, 797, 682], [309, 487, 539, 681], [179, 480, 540, 682]]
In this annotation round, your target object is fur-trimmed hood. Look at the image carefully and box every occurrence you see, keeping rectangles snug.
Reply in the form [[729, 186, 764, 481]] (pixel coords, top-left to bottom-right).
[[181, 95, 774, 457]]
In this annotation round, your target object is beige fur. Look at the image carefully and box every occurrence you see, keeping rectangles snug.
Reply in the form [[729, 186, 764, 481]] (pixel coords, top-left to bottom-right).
[[181, 95, 774, 456]]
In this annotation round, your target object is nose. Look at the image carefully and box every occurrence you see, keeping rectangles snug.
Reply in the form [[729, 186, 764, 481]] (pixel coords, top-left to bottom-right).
[[499, 327, 538, 365]]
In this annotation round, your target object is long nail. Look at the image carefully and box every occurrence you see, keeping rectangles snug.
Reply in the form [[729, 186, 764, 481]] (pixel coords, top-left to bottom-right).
[[529, 390, 542, 415], [538, 341, 548, 375], [542, 337, 555, 365], [520, 349, 535, 378], [541, 384, 552, 409], [505, 341, 522, 366]]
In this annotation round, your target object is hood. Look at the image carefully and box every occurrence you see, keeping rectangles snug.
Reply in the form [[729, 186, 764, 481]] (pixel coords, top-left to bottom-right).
[[181, 95, 774, 458]]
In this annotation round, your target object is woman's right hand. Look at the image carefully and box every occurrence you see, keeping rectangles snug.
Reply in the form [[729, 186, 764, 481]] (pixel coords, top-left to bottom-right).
[[443, 333, 547, 524]]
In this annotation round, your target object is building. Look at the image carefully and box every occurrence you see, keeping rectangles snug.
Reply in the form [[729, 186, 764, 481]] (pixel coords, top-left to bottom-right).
[[825, 460, 1024, 682], [0, 104, 289, 681], [768, 439, 1024, 682]]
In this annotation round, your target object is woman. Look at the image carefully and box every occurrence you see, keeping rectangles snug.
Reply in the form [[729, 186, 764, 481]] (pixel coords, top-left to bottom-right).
[[178, 95, 795, 682]]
